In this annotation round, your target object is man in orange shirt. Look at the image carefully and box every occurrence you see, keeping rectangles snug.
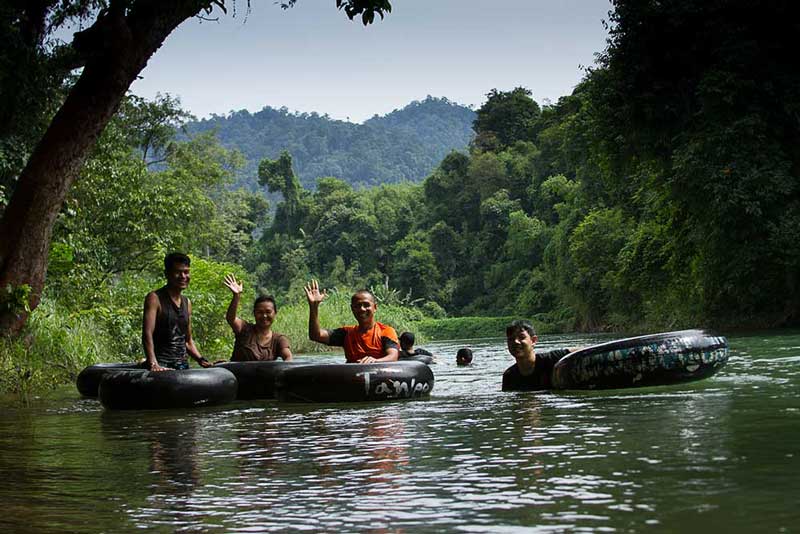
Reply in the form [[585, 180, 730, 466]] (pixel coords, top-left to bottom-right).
[[305, 280, 400, 363]]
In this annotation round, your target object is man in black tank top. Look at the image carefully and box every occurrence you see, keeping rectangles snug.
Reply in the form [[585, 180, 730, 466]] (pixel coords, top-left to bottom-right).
[[142, 253, 212, 371]]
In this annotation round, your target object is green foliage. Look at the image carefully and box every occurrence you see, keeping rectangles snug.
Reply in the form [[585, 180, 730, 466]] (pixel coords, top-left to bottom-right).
[[587, 0, 800, 325], [0, 5, 71, 198], [567, 208, 631, 329], [259, 150, 300, 198], [0, 298, 120, 398], [503, 211, 546, 267], [183, 257, 252, 358], [0, 284, 32, 315], [55, 98, 244, 269], [473, 87, 541, 151], [48, 94, 264, 305], [389, 232, 440, 300], [281, 0, 393, 26], [207, 188, 270, 264], [117, 93, 194, 162], [257, 151, 309, 237], [413, 315, 562, 341]]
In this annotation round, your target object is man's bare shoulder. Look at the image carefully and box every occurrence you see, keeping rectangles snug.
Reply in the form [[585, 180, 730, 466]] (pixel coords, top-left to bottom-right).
[[144, 291, 160, 307]]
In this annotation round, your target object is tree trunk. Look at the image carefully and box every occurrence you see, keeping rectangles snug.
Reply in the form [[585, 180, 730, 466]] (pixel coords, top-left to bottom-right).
[[0, 1, 208, 335]]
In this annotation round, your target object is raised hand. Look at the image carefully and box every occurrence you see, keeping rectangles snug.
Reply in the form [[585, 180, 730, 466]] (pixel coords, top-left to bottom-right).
[[304, 279, 327, 306], [224, 273, 243, 294]]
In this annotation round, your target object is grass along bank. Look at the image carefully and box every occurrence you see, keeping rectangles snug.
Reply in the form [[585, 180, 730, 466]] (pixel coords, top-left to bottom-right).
[[0, 299, 124, 401], [412, 312, 573, 341]]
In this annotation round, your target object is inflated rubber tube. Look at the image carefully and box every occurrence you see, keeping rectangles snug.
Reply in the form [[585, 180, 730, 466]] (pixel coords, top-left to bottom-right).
[[76, 362, 145, 397], [98, 367, 238, 410], [275, 361, 434, 403], [398, 353, 434, 365], [215, 361, 314, 399], [551, 329, 728, 390]]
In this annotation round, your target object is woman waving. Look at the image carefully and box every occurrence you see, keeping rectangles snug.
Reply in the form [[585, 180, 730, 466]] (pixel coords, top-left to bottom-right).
[[223, 274, 292, 361]]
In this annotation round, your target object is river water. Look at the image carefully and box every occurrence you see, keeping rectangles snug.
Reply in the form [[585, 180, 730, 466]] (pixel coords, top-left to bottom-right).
[[1, 331, 798, 533]]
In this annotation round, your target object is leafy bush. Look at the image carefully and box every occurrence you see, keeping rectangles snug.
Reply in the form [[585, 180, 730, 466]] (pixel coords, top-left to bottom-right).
[[0, 298, 120, 398]]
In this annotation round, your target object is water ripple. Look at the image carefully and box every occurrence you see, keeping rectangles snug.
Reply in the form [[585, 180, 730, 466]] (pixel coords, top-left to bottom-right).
[[0, 333, 799, 532]]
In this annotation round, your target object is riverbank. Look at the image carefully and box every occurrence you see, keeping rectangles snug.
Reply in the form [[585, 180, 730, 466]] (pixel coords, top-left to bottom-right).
[[0, 299, 112, 401], [412, 313, 570, 341]]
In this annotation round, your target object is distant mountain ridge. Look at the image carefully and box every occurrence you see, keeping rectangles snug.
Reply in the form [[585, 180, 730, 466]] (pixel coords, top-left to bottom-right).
[[187, 96, 476, 189]]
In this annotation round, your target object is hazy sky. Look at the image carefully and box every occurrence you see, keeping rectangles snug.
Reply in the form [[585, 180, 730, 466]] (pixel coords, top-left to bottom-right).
[[127, 0, 611, 123]]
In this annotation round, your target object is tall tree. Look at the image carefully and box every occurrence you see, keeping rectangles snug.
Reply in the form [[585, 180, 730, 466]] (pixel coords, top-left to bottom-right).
[[0, 0, 392, 335], [472, 87, 541, 152], [258, 150, 306, 236]]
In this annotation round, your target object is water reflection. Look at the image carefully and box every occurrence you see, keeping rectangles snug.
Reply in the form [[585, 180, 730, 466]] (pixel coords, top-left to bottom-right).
[[101, 412, 202, 496], [307, 411, 409, 489], [147, 418, 202, 495], [231, 407, 294, 480], [364, 415, 409, 486]]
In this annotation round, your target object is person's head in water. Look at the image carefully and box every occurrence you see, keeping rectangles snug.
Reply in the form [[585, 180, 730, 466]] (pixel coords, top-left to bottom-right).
[[399, 331, 415, 351], [253, 295, 278, 331], [164, 252, 191, 291], [456, 347, 473, 366], [350, 289, 377, 327], [506, 319, 538, 360]]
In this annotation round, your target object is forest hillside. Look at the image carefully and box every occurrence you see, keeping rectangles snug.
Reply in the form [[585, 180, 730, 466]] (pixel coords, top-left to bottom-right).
[[187, 96, 476, 189]]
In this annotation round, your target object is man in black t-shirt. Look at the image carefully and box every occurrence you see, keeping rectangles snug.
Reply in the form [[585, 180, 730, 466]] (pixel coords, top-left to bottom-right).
[[398, 331, 433, 360], [501, 320, 575, 391]]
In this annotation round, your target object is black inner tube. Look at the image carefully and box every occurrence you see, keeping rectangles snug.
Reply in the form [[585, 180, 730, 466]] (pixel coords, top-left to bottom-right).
[[276, 361, 434, 403], [552, 329, 728, 390], [398, 353, 434, 365], [215, 361, 313, 399], [76, 362, 144, 397], [98, 367, 238, 410]]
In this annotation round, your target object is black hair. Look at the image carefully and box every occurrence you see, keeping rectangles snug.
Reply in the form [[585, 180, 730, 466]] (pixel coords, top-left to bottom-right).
[[399, 331, 415, 349], [351, 289, 376, 304], [254, 295, 277, 312], [164, 252, 190, 272], [456, 347, 473, 365], [506, 319, 535, 338]]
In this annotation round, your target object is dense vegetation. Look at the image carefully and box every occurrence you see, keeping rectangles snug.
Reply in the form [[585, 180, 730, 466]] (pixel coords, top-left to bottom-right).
[[243, 0, 799, 330], [1, 0, 798, 396], [186, 96, 475, 189]]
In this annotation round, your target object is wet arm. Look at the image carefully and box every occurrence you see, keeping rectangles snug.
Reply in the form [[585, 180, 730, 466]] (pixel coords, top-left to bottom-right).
[[186, 300, 211, 367], [142, 293, 166, 371], [308, 302, 331, 345], [278, 336, 293, 361], [225, 291, 246, 335], [305, 280, 330, 345], [379, 346, 399, 362], [357, 344, 399, 364]]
